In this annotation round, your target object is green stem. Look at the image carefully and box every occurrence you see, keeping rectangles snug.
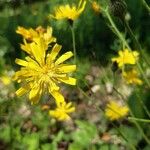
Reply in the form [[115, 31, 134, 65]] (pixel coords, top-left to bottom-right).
[[141, 0, 150, 12], [128, 117, 150, 123], [103, 8, 150, 88], [112, 123, 137, 150], [70, 25, 77, 63], [124, 20, 142, 51], [113, 87, 150, 144], [78, 86, 137, 150], [124, 20, 150, 67], [135, 90, 150, 118]]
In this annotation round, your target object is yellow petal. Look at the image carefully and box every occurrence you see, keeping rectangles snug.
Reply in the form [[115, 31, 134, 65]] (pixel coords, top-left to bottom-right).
[[16, 86, 29, 96], [47, 44, 62, 63], [29, 85, 42, 104], [55, 51, 73, 65], [57, 77, 76, 85], [30, 39, 46, 65], [48, 80, 60, 92], [51, 91, 65, 105], [57, 65, 76, 73], [15, 58, 28, 67]]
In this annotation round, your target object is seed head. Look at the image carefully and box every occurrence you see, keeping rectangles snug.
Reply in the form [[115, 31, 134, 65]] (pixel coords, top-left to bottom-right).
[[109, 0, 127, 20]]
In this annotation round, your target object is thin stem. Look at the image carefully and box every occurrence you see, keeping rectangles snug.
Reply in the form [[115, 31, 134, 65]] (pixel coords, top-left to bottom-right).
[[141, 0, 150, 13], [103, 8, 150, 88], [135, 90, 150, 118], [128, 117, 150, 123], [124, 20, 150, 67], [113, 87, 150, 144], [124, 20, 142, 51], [78, 86, 137, 150], [70, 25, 77, 63]]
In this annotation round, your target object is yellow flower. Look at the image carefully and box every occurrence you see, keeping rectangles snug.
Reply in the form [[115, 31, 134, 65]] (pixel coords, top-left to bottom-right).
[[91, 1, 101, 14], [123, 69, 143, 85], [13, 38, 76, 104], [105, 101, 129, 121], [50, 0, 86, 21], [49, 101, 75, 121], [111, 49, 139, 68], [16, 26, 56, 45], [0, 75, 11, 85]]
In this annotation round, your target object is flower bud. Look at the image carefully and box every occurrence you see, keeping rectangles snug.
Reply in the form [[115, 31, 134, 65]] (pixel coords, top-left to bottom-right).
[[109, 0, 127, 20]]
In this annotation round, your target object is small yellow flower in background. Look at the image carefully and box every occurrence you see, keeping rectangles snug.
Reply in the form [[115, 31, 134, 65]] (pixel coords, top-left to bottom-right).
[[123, 69, 143, 85], [0, 75, 11, 85], [105, 101, 129, 121], [111, 49, 139, 68], [16, 26, 56, 45], [13, 38, 76, 104], [50, 0, 86, 21], [49, 101, 75, 121], [91, 1, 101, 14]]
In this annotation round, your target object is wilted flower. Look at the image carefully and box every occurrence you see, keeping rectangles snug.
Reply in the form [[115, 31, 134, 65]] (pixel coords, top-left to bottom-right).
[[111, 49, 139, 68], [123, 69, 143, 85], [91, 1, 101, 14], [50, 0, 86, 21], [16, 26, 56, 45], [49, 101, 75, 121], [105, 101, 129, 120], [13, 38, 76, 104]]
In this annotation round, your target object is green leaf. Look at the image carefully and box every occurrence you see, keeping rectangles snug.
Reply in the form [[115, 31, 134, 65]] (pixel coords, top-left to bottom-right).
[[22, 133, 39, 150], [99, 144, 119, 150], [69, 120, 98, 149], [119, 125, 142, 146], [53, 130, 64, 143], [69, 143, 84, 150], [41, 143, 57, 150], [0, 125, 11, 142]]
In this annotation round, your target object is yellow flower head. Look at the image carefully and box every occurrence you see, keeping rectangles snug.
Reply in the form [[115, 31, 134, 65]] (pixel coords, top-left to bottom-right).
[[105, 101, 129, 121], [111, 49, 139, 68], [13, 38, 76, 104], [49, 101, 75, 121], [0, 75, 11, 85], [123, 69, 143, 85], [91, 1, 101, 14], [50, 0, 86, 21], [16, 26, 56, 45]]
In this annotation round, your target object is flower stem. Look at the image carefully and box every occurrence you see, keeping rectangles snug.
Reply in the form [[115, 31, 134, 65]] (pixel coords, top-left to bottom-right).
[[123, 20, 150, 67], [141, 0, 150, 13], [103, 8, 150, 88], [135, 90, 150, 118], [128, 117, 150, 123], [70, 25, 77, 63], [78, 86, 137, 150]]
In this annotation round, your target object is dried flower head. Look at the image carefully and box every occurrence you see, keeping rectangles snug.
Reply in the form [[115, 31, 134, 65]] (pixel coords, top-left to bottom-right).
[[91, 1, 101, 14]]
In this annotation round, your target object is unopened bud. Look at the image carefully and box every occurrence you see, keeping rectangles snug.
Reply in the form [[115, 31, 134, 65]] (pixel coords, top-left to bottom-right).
[[109, 0, 127, 20]]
